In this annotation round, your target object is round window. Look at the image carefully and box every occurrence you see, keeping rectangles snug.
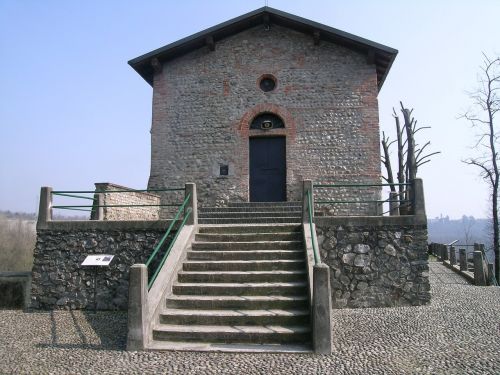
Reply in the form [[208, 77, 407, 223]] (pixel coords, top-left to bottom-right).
[[259, 76, 276, 92]]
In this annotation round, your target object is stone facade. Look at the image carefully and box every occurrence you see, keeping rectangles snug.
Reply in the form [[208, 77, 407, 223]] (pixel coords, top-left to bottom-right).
[[148, 24, 381, 211], [31, 224, 173, 310], [316, 217, 430, 308], [92, 183, 161, 221]]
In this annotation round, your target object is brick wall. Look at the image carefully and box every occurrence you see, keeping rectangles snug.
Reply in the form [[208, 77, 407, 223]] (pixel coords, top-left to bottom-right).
[[149, 24, 380, 212], [93, 183, 160, 221]]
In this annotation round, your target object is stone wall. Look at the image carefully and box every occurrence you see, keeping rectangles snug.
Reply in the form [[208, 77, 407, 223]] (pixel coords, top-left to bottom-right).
[[92, 183, 161, 221], [149, 24, 380, 212], [316, 216, 430, 308], [31, 221, 175, 310]]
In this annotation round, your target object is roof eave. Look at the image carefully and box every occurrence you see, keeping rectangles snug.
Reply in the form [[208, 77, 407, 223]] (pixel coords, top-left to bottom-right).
[[128, 6, 398, 90]]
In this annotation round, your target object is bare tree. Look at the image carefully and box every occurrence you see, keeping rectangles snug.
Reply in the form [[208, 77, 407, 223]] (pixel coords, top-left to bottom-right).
[[381, 102, 440, 214], [462, 53, 500, 282], [462, 215, 476, 246]]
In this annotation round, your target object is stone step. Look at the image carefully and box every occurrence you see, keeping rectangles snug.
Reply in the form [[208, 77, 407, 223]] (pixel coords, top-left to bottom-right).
[[177, 270, 307, 283], [195, 232, 302, 242], [183, 260, 306, 272], [198, 217, 301, 224], [159, 308, 310, 325], [165, 295, 309, 310], [200, 206, 303, 213], [172, 282, 308, 296], [187, 250, 304, 261], [228, 202, 302, 208], [198, 224, 301, 234], [147, 341, 312, 353], [152, 324, 311, 344], [191, 240, 303, 251], [198, 211, 301, 219]]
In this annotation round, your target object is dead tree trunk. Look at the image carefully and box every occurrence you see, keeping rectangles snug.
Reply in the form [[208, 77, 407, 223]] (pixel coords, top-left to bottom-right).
[[382, 103, 439, 216]]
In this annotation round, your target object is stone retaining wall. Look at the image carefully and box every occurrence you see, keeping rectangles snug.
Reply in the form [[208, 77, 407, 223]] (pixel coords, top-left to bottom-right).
[[316, 216, 430, 308], [31, 221, 175, 310]]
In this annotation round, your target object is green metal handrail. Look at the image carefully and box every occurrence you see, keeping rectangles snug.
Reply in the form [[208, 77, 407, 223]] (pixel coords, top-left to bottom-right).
[[52, 188, 184, 194], [307, 189, 320, 265], [313, 182, 413, 216], [315, 183, 410, 188], [51, 187, 185, 212], [146, 193, 191, 289], [52, 193, 95, 200], [53, 204, 181, 209], [316, 199, 410, 205]]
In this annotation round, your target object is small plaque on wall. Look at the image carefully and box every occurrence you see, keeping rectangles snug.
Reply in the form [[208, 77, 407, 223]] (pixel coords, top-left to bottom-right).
[[220, 165, 229, 176], [81, 255, 114, 267]]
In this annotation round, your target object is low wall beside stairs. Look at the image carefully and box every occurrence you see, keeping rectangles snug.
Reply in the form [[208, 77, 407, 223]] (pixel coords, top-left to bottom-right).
[[315, 215, 430, 308], [31, 221, 176, 310]]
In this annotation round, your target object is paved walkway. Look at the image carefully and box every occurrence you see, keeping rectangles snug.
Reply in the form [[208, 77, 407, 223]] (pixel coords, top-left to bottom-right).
[[0, 262, 499, 374]]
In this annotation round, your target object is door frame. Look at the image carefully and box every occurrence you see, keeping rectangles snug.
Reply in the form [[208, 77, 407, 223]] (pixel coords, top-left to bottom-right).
[[237, 105, 297, 203], [248, 135, 287, 202]]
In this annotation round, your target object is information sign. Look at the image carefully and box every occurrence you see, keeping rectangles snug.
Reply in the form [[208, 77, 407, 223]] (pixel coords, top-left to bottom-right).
[[81, 255, 114, 267]]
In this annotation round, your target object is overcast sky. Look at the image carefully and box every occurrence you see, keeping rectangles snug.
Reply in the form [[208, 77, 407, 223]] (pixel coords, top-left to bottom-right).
[[1, 0, 499, 219]]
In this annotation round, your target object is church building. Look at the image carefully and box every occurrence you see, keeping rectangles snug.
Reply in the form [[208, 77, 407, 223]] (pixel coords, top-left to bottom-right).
[[128, 7, 397, 206], [32, 8, 431, 353]]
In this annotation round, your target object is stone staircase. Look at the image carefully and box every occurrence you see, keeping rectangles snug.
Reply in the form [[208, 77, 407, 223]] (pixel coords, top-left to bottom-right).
[[197, 201, 303, 224], [151, 202, 312, 351]]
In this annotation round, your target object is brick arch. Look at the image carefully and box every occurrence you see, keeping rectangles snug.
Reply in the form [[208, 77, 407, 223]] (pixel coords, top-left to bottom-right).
[[235, 103, 298, 202], [237, 103, 297, 141]]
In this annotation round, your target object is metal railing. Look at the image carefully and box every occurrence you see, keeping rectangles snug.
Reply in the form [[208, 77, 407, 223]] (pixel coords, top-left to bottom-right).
[[313, 182, 412, 216], [307, 189, 320, 265], [51, 188, 184, 213], [145, 193, 192, 289], [429, 242, 498, 286]]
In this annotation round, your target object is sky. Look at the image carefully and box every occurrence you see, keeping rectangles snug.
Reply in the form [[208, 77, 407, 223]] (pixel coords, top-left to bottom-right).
[[0, 0, 499, 219]]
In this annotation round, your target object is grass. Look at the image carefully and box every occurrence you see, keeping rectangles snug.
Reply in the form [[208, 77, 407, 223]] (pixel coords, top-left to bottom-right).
[[0, 215, 36, 272]]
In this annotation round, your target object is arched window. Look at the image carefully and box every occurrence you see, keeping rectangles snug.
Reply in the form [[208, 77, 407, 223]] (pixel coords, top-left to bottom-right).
[[250, 113, 285, 130]]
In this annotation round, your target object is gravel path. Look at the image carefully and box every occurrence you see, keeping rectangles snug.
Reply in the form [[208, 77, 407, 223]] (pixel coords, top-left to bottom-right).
[[0, 262, 499, 374]]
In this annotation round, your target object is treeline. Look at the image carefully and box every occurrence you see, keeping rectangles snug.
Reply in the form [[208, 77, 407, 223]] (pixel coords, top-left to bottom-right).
[[0, 214, 36, 271], [427, 216, 490, 246], [0, 210, 87, 221]]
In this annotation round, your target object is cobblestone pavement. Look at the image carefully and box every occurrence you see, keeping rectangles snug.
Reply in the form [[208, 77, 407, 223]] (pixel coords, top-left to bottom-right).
[[0, 262, 499, 375]]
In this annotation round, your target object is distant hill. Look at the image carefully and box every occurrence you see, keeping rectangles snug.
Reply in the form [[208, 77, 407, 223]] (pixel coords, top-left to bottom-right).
[[427, 216, 490, 246]]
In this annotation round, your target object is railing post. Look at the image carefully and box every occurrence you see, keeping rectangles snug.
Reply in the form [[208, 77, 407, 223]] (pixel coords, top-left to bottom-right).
[[97, 193, 104, 220], [37, 187, 52, 229], [184, 183, 197, 225], [389, 191, 399, 216], [412, 178, 426, 216], [127, 264, 148, 350], [459, 249, 467, 271], [302, 180, 313, 223], [473, 249, 488, 286], [313, 263, 332, 354], [429, 243, 435, 256], [449, 246, 457, 266], [90, 192, 104, 220], [441, 244, 448, 263]]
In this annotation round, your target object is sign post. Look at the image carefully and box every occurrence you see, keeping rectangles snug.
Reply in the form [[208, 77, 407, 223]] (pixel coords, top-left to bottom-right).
[[81, 255, 115, 314]]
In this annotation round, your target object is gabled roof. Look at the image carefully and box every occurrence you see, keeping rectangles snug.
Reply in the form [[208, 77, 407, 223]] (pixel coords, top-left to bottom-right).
[[128, 7, 398, 90]]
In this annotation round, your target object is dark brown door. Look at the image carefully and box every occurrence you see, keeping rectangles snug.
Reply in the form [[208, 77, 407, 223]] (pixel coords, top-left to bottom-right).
[[249, 137, 286, 202]]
